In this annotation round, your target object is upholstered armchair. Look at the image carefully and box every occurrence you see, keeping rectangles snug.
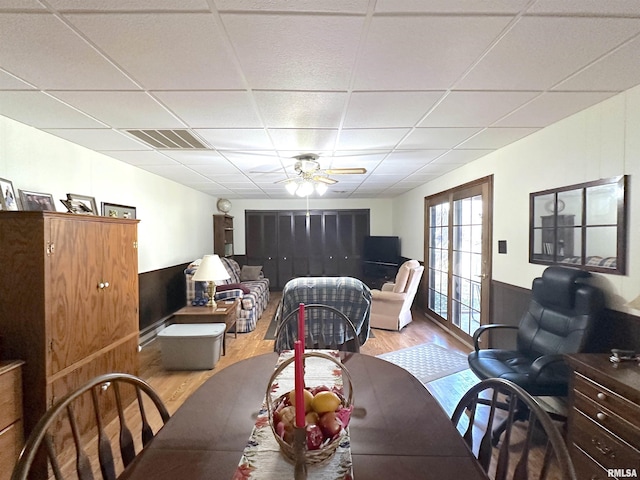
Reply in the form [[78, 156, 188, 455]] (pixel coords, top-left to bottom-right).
[[370, 259, 424, 330]]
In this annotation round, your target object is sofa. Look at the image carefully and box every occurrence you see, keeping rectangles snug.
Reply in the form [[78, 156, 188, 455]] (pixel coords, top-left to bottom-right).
[[185, 257, 270, 333], [370, 259, 424, 330]]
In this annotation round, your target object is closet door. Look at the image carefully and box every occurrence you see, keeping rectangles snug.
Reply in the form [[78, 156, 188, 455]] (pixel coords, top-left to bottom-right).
[[245, 211, 278, 285], [308, 212, 324, 276], [323, 212, 340, 276], [277, 213, 294, 289], [292, 212, 309, 278]]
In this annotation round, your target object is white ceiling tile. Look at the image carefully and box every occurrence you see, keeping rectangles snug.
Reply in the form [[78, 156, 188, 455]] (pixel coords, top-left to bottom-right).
[[336, 129, 410, 150], [100, 151, 176, 166], [496, 91, 618, 127], [253, 91, 347, 128], [343, 91, 444, 128], [353, 15, 513, 90], [49, 0, 210, 10], [457, 127, 539, 149], [67, 13, 245, 89], [0, 70, 35, 89], [214, 0, 369, 13], [0, 13, 137, 90], [458, 16, 640, 90], [432, 150, 492, 165], [154, 91, 262, 128], [139, 164, 209, 183], [221, 13, 364, 90], [0, 1, 45, 10], [366, 174, 406, 184], [42, 128, 146, 150], [375, 0, 529, 14], [398, 127, 482, 149], [195, 129, 273, 150], [385, 150, 446, 163], [49, 91, 184, 128], [527, 0, 640, 15], [419, 91, 540, 127], [268, 129, 338, 151], [554, 36, 640, 92], [161, 150, 229, 166], [0, 92, 105, 128]]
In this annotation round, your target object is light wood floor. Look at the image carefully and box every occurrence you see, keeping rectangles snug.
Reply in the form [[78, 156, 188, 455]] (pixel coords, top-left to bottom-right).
[[139, 291, 476, 416]]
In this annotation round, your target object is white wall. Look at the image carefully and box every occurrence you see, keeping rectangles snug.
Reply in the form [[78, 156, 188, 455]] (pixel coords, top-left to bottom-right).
[[392, 85, 640, 314], [0, 116, 216, 273], [228, 198, 393, 254]]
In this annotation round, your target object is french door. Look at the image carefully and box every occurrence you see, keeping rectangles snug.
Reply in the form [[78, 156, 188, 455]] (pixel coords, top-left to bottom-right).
[[425, 176, 493, 343]]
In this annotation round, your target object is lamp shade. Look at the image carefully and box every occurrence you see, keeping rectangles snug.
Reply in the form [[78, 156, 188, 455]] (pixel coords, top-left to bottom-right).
[[192, 254, 230, 282]]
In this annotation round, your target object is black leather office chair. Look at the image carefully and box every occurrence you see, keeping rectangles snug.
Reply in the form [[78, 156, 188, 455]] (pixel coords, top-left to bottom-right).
[[468, 266, 605, 443]]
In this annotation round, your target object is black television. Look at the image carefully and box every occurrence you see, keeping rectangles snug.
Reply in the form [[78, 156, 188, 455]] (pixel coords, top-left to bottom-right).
[[363, 236, 400, 265]]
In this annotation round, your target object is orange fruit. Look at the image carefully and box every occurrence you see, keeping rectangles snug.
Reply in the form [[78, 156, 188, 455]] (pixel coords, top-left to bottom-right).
[[311, 391, 341, 414], [288, 388, 314, 413]]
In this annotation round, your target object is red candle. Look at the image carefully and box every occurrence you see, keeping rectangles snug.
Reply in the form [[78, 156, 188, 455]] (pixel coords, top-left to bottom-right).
[[294, 340, 305, 428], [298, 303, 305, 345]]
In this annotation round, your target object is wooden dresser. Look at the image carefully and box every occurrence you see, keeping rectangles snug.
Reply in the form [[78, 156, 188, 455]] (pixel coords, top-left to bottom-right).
[[566, 354, 640, 480], [0, 361, 24, 480]]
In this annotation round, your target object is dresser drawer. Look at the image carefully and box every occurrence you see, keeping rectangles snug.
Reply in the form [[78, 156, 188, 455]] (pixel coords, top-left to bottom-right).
[[574, 389, 640, 449], [0, 420, 24, 480], [571, 409, 640, 472], [0, 365, 22, 430], [574, 372, 640, 425], [571, 444, 611, 480]]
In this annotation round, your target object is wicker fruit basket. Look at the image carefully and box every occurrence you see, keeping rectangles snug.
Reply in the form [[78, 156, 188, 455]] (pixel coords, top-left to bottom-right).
[[266, 351, 354, 465]]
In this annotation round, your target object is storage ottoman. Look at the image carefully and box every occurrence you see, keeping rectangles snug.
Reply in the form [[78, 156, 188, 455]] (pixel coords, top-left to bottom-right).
[[157, 323, 225, 370]]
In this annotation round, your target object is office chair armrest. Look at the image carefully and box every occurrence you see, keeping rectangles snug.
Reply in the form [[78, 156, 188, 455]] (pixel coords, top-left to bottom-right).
[[472, 324, 519, 352], [529, 354, 567, 381]]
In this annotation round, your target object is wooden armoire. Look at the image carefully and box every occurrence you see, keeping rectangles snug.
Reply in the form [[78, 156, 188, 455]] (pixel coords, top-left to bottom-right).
[[0, 212, 140, 467]]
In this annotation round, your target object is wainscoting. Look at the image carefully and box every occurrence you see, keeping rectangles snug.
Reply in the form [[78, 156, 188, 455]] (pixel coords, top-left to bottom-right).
[[490, 279, 640, 352]]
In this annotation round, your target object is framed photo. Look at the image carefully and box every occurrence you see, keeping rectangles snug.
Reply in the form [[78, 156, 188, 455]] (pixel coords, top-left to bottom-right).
[[66, 193, 97, 215], [0, 177, 21, 210], [101, 202, 136, 219], [19, 189, 56, 211]]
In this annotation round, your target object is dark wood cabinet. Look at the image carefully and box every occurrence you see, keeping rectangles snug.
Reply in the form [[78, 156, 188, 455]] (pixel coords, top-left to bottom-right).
[[245, 209, 369, 289], [566, 354, 640, 480], [213, 214, 234, 257]]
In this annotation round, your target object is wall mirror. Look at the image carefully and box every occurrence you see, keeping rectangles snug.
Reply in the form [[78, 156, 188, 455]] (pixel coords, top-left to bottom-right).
[[529, 175, 628, 274]]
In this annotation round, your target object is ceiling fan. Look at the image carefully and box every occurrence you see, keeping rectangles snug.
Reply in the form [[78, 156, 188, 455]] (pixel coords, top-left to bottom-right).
[[277, 153, 367, 196]]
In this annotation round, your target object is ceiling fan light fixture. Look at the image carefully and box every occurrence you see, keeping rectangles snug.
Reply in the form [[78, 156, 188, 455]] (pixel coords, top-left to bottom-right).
[[285, 180, 299, 195], [297, 180, 314, 197], [315, 182, 328, 195]]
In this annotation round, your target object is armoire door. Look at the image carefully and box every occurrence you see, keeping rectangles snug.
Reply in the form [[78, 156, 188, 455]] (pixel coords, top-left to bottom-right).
[[278, 213, 294, 288], [47, 216, 104, 377]]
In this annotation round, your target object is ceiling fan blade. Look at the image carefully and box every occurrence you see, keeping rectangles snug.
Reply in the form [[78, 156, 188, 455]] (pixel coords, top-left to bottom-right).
[[324, 168, 367, 175], [314, 176, 338, 185]]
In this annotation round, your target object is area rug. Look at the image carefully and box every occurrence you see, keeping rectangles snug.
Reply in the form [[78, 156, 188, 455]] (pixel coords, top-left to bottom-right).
[[377, 343, 469, 384]]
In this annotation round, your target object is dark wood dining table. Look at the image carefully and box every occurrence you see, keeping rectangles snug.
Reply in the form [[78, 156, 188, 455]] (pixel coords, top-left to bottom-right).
[[119, 352, 488, 479]]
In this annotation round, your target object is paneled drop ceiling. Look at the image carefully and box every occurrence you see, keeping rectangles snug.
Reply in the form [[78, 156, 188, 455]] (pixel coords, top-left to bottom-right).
[[2, 0, 640, 198]]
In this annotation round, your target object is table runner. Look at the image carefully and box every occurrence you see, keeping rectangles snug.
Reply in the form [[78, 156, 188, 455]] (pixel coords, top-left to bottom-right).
[[232, 350, 353, 480]]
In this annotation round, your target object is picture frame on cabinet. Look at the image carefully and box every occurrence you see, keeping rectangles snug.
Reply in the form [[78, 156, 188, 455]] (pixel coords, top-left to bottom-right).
[[0, 177, 21, 210], [66, 193, 97, 215], [19, 189, 56, 211], [101, 202, 136, 219]]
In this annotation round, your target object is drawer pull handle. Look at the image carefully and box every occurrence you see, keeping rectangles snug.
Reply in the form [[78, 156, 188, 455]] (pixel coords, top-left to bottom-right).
[[591, 438, 615, 459], [596, 392, 606, 401], [596, 412, 607, 422]]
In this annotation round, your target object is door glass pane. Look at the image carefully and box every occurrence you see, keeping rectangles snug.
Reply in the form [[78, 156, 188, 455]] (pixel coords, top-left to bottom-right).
[[428, 202, 449, 318]]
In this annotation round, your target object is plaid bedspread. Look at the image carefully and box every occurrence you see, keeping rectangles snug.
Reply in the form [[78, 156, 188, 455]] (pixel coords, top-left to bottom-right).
[[274, 277, 371, 352]]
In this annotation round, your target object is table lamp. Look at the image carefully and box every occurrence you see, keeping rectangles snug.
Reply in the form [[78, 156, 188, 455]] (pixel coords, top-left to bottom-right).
[[192, 254, 230, 308]]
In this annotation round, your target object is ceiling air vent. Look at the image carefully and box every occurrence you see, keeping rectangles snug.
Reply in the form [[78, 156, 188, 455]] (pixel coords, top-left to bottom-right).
[[126, 129, 208, 149]]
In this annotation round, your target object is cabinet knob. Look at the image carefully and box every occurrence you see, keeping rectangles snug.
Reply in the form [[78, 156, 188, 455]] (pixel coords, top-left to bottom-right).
[[98, 282, 105, 289], [104, 282, 110, 288], [597, 392, 606, 401], [596, 412, 607, 422]]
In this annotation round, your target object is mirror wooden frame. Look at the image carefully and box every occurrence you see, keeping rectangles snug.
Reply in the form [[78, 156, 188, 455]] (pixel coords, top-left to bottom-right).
[[529, 175, 628, 275]]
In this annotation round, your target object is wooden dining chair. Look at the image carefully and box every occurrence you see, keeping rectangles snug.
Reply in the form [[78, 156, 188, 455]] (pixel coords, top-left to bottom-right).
[[451, 378, 576, 480], [274, 303, 361, 353], [11, 373, 170, 480]]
